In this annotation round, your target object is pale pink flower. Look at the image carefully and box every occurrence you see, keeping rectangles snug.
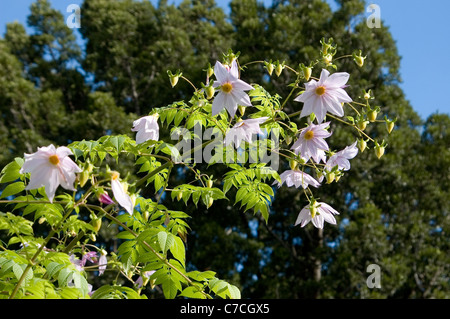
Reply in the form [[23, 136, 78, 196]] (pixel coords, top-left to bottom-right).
[[111, 172, 134, 215], [98, 251, 107, 276], [294, 69, 352, 123], [295, 202, 339, 229], [319, 141, 359, 183], [136, 270, 156, 288], [326, 141, 358, 171], [273, 170, 320, 189], [212, 60, 253, 118], [291, 122, 332, 163], [132, 114, 159, 144], [224, 117, 268, 149], [98, 192, 115, 205], [20, 144, 82, 202]]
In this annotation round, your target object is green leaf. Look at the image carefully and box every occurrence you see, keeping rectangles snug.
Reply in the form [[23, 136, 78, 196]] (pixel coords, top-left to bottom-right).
[[0, 181, 25, 199], [170, 236, 186, 267], [158, 231, 175, 254], [179, 286, 206, 299]]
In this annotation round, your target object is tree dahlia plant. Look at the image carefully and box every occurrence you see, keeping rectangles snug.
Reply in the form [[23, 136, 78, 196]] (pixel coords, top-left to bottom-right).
[[0, 40, 394, 299]]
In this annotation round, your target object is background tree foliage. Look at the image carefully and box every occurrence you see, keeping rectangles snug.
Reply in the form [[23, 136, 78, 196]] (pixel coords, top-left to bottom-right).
[[0, 0, 448, 298]]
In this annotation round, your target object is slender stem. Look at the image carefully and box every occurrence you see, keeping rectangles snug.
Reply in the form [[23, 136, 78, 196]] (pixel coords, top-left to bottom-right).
[[180, 76, 198, 92], [327, 114, 375, 142]]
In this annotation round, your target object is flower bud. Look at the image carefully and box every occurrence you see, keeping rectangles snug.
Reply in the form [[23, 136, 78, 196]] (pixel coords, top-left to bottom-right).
[[275, 63, 284, 77], [304, 67, 312, 81], [90, 217, 102, 232], [325, 171, 335, 184], [353, 50, 366, 67], [356, 119, 369, 131], [358, 139, 367, 153], [177, 191, 183, 201], [310, 200, 318, 219], [99, 192, 115, 205], [367, 110, 378, 122], [385, 117, 396, 134], [38, 217, 46, 224], [238, 105, 246, 116], [266, 62, 274, 76], [206, 64, 214, 78], [323, 54, 333, 65], [89, 233, 97, 242], [79, 170, 89, 188], [206, 179, 213, 188], [289, 159, 298, 170], [143, 210, 150, 222], [205, 85, 215, 100], [375, 145, 385, 159], [207, 197, 214, 209], [167, 70, 182, 88]]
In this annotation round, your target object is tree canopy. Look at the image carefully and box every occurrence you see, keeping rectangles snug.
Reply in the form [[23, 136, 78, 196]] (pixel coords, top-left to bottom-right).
[[0, 0, 448, 299]]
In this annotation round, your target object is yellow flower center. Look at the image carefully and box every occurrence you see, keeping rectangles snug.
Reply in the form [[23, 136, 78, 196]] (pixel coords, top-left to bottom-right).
[[48, 154, 60, 165], [315, 86, 326, 96], [111, 171, 120, 181], [221, 82, 233, 94], [304, 130, 315, 140]]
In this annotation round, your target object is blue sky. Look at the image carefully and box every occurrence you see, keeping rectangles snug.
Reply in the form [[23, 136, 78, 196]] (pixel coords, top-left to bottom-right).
[[0, 0, 449, 120]]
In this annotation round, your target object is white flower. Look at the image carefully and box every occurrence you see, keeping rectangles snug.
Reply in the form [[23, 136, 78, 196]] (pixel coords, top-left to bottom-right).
[[224, 117, 268, 149], [294, 69, 352, 123], [326, 141, 358, 171], [111, 171, 134, 215], [132, 114, 159, 144], [20, 144, 82, 202], [291, 122, 332, 163], [273, 170, 320, 189], [98, 251, 107, 276], [295, 202, 340, 229], [212, 60, 253, 118]]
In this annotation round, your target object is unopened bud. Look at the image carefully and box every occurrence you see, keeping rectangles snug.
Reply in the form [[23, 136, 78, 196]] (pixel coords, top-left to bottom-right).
[[205, 85, 215, 100], [207, 197, 214, 209], [310, 201, 318, 219], [323, 54, 333, 65], [357, 119, 369, 131], [167, 70, 182, 88], [368, 110, 378, 122], [358, 139, 367, 153], [289, 159, 298, 170], [206, 65, 214, 78], [353, 50, 366, 67], [375, 144, 385, 159], [206, 180, 213, 188], [275, 63, 284, 77], [385, 117, 396, 134], [238, 105, 246, 116], [143, 210, 150, 222], [79, 170, 89, 187], [304, 67, 312, 81], [266, 63, 274, 76], [91, 217, 102, 232], [326, 172, 335, 184], [38, 217, 46, 224], [177, 192, 183, 201]]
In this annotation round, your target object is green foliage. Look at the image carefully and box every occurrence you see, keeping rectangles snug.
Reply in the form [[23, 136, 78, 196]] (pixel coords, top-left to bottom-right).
[[0, 0, 448, 300]]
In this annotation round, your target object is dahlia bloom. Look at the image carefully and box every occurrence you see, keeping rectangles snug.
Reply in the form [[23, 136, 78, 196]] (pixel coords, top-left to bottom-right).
[[326, 141, 358, 171], [111, 171, 134, 215], [295, 202, 339, 229], [291, 122, 332, 163], [224, 117, 268, 149], [294, 69, 352, 123], [273, 170, 320, 189], [212, 60, 253, 118], [20, 145, 82, 202], [132, 114, 159, 144]]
